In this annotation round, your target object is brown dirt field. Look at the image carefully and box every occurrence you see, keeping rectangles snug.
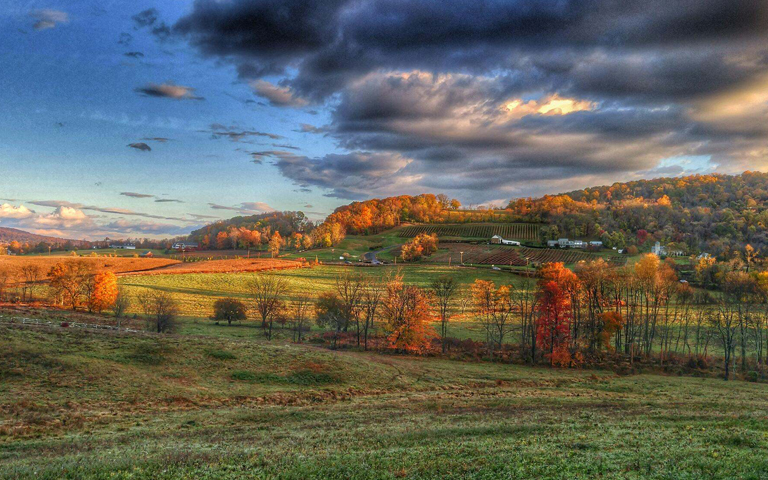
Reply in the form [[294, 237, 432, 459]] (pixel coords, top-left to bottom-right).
[[0, 256, 179, 277], [133, 258, 307, 275]]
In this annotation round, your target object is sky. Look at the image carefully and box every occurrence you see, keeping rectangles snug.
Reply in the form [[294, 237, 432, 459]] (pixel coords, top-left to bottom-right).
[[1, 1, 767, 240]]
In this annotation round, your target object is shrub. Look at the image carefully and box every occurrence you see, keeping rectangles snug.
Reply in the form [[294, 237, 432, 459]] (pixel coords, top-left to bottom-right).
[[206, 349, 237, 360], [212, 298, 247, 325], [231, 370, 256, 381]]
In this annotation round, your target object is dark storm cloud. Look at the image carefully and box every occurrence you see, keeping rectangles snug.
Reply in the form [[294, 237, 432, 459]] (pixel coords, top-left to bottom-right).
[[128, 142, 151, 152], [175, 0, 768, 201], [175, 0, 768, 100]]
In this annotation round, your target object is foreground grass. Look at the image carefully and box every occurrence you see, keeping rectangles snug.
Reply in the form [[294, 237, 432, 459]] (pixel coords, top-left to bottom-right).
[[2, 324, 768, 479]]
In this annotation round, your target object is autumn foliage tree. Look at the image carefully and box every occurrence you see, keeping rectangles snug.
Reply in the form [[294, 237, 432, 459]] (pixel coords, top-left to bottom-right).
[[381, 276, 434, 352], [87, 271, 118, 313], [536, 263, 579, 365], [400, 233, 438, 261], [48, 261, 93, 311]]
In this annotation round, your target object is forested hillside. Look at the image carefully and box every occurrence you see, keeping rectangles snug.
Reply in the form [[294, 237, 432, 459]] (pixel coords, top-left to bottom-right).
[[506, 172, 768, 258]]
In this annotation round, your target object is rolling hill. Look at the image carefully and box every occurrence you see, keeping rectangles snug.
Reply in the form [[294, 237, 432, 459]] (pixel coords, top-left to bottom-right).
[[0, 226, 83, 246]]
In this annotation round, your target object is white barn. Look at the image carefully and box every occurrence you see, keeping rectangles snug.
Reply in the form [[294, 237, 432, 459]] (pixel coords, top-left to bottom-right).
[[491, 235, 521, 246]]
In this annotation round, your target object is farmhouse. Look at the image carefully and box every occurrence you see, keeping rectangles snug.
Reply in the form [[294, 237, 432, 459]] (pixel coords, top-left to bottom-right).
[[490, 235, 521, 246], [548, 238, 589, 249], [109, 244, 135, 250], [172, 242, 199, 250]]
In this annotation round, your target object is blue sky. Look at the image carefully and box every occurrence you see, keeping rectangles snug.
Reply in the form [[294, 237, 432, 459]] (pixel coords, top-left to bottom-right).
[[0, 1, 766, 239], [0, 1, 338, 239]]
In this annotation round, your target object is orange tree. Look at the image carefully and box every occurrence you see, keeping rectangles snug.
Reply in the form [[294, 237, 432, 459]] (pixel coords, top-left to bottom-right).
[[88, 271, 118, 313], [381, 277, 435, 352], [401, 233, 438, 262]]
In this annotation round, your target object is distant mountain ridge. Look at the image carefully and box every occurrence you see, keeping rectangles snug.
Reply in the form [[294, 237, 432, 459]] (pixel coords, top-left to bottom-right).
[[0, 226, 82, 246]]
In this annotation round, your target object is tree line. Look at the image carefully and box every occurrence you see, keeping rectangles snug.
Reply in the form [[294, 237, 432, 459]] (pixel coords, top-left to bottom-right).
[[507, 171, 768, 258], [208, 255, 768, 381]]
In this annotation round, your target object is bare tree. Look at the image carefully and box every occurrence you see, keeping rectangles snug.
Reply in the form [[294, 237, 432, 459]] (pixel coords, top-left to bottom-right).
[[0, 268, 11, 302], [290, 298, 312, 343], [20, 264, 42, 302], [113, 287, 131, 328], [250, 274, 289, 340], [361, 277, 384, 350], [511, 276, 539, 364], [335, 272, 364, 344], [430, 276, 457, 353], [138, 290, 179, 333]]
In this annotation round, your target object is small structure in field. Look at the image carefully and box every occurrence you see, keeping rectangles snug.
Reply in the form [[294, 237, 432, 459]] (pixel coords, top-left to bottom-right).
[[140, 251, 154, 258], [490, 235, 521, 246]]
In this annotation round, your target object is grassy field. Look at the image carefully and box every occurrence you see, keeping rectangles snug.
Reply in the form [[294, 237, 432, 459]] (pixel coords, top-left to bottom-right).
[[2, 324, 768, 479], [118, 264, 519, 319]]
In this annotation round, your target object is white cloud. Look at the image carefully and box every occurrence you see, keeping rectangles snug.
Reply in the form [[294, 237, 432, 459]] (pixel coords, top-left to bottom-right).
[[0, 203, 35, 219]]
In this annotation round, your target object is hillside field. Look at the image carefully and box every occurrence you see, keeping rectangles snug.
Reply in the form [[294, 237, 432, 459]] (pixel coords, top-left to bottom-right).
[[118, 264, 519, 322], [2, 324, 767, 479], [0, 256, 179, 275]]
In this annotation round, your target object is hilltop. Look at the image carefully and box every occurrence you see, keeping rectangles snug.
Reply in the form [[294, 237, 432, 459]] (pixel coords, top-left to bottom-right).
[[0, 227, 83, 247]]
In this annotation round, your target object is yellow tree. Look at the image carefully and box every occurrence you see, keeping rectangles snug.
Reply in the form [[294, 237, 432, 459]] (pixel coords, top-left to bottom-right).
[[269, 232, 283, 257]]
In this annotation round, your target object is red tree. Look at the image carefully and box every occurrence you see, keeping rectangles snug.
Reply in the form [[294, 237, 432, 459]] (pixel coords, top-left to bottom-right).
[[536, 263, 578, 365]]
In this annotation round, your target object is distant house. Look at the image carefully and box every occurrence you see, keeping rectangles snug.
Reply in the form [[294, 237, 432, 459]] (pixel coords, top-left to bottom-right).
[[109, 244, 135, 250], [652, 242, 684, 256], [172, 242, 199, 251], [552, 238, 586, 249], [697, 252, 711, 260], [589, 241, 603, 247]]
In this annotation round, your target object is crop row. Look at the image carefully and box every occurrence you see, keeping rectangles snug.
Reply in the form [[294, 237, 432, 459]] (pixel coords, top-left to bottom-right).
[[398, 224, 540, 240], [475, 247, 627, 267]]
